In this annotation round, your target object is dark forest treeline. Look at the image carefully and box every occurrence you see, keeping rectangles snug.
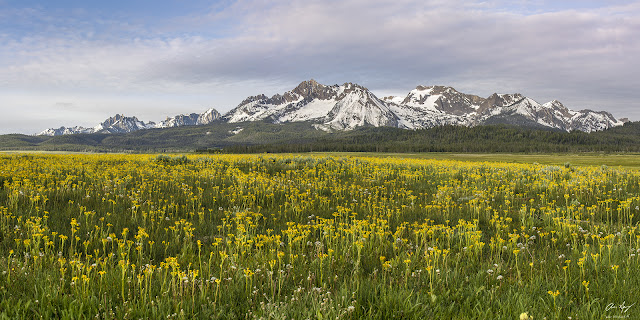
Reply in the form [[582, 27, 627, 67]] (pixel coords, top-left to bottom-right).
[[212, 123, 640, 154], [3, 121, 640, 153]]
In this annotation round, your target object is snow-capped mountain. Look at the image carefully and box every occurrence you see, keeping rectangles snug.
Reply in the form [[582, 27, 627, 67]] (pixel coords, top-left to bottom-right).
[[155, 108, 221, 128], [38, 126, 95, 136], [38, 108, 221, 136], [224, 80, 398, 130], [382, 86, 481, 129], [93, 114, 155, 134], [37, 80, 625, 135], [225, 80, 624, 132], [39, 114, 155, 136], [197, 108, 222, 125], [469, 94, 625, 132], [156, 113, 199, 128]]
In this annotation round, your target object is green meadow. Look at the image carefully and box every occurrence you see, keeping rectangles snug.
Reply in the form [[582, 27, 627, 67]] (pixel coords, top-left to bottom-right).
[[0, 153, 639, 319]]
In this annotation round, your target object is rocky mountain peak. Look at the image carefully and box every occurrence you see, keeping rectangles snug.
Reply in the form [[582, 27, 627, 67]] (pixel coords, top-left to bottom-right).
[[238, 94, 269, 106], [477, 93, 524, 113], [197, 108, 221, 125], [292, 79, 337, 100], [101, 114, 126, 127], [428, 85, 457, 94], [547, 99, 563, 106]]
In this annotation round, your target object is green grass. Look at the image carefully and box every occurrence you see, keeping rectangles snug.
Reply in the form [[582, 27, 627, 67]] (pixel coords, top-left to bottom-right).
[[0, 153, 639, 319], [6, 150, 640, 169], [310, 152, 640, 169]]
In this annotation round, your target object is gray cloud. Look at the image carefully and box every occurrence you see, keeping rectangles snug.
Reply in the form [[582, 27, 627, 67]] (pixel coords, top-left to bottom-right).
[[53, 102, 77, 110], [0, 0, 638, 134], [141, 0, 639, 113]]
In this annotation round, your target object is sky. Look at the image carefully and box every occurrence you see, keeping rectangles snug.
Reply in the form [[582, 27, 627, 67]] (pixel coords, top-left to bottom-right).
[[0, 0, 638, 134]]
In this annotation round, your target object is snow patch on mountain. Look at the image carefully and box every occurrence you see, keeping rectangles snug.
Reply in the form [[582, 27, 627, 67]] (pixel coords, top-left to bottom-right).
[[382, 96, 405, 105], [278, 99, 337, 122]]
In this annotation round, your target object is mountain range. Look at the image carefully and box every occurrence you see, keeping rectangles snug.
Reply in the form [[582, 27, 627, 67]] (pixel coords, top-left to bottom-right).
[[38, 80, 626, 136]]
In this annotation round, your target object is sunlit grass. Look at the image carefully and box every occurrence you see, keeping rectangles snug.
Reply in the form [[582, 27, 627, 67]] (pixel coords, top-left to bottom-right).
[[311, 151, 640, 169], [0, 153, 639, 319]]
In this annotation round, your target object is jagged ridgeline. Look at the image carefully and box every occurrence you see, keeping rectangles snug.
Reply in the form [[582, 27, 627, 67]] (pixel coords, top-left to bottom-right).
[[38, 79, 624, 136], [39, 109, 221, 136], [4, 79, 633, 152], [225, 80, 624, 132]]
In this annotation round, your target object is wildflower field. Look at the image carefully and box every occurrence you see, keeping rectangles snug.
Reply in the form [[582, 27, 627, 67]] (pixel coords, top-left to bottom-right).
[[0, 153, 639, 319]]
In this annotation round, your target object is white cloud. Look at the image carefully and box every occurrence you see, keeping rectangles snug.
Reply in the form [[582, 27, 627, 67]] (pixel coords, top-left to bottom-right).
[[0, 0, 638, 134]]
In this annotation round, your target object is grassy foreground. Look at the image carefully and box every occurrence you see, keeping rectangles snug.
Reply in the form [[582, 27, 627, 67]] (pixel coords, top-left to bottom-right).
[[1, 153, 639, 319]]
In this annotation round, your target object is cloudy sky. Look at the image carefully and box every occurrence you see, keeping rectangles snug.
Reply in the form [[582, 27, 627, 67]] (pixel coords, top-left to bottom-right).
[[0, 0, 638, 134]]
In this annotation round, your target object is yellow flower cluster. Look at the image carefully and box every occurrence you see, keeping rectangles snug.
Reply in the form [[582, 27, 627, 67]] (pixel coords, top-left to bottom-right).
[[0, 153, 637, 317]]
